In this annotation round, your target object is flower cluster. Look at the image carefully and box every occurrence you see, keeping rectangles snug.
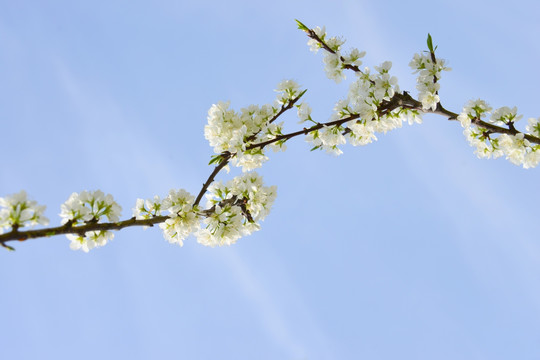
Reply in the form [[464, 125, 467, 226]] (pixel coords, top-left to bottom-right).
[[204, 80, 302, 171], [60, 190, 122, 252], [131, 175, 277, 249], [458, 100, 540, 168], [0, 191, 49, 234], [157, 189, 200, 246], [197, 172, 276, 247], [526, 117, 540, 138], [409, 51, 450, 111], [133, 195, 163, 220], [306, 25, 365, 83], [305, 59, 421, 155]]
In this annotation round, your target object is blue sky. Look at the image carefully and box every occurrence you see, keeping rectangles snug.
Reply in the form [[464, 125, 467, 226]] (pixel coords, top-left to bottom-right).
[[1, 1, 540, 359]]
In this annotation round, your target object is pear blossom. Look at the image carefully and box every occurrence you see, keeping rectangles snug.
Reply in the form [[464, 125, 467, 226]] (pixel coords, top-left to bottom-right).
[[498, 133, 527, 166], [305, 26, 348, 83], [275, 79, 302, 105], [60, 190, 122, 251], [307, 26, 326, 52], [197, 172, 276, 247], [342, 48, 366, 67], [456, 100, 538, 168], [229, 172, 277, 222], [457, 99, 492, 129], [409, 51, 450, 111], [67, 231, 114, 253], [196, 205, 245, 247], [159, 189, 200, 246], [323, 53, 345, 83], [297, 102, 312, 123], [524, 149, 540, 169], [133, 195, 163, 220], [347, 121, 378, 146], [60, 190, 121, 224], [490, 106, 521, 126], [231, 151, 268, 172], [0, 191, 49, 234], [463, 127, 502, 159], [205, 81, 305, 172], [526, 117, 540, 137]]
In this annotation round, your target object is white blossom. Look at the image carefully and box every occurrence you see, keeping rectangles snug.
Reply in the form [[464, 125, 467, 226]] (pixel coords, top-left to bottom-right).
[[60, 190, 121, 224], [275, 79, 301, 105], [60, 190, 121, 251], [297, 102, 312, 123], [524, 149, 540, 169], [196, 205, 245, 247], [68, 231, 114, 253], [457, 112, 471, 128], [0, 191, 49, 234], [463, 127, 497, 159], [133, 196, 163, 230], [304, 26, 348, 83], [490, 106, 522, 126], [458, 99, 492, 124], [526, 117, 540, 137], [232, 151, 269, 172], [229, 172, 277, 222], [347, 122, 378, 146], [197, 172, 276, 247], [323, 52, 345, 83], [159, 189, 200, 246], [498, 133, 528, 166], [409, 52, 450, 111], [457, 100, 538, 168], [307, 26, 326, 52], [342, 48, 366, 67], [205, 81, 305, 172]]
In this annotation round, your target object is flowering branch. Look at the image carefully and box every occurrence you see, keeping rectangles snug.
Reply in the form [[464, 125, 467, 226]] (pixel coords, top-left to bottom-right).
[[296, 19, 540, 160], [1, 20, 539, 252], [193, 90, 305, 207], [0, 87, 300, 250]]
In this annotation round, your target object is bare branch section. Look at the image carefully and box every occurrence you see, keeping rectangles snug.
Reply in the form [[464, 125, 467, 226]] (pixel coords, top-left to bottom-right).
[[1, 216, 167, 244]]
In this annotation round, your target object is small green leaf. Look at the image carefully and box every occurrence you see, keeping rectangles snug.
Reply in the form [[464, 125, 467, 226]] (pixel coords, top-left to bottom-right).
[[427, 33, 434, 52], [208, 155, 222, 165], [295, 19, 309, 31], [310, 145, 321, 152], [1, 242, 15, 251]]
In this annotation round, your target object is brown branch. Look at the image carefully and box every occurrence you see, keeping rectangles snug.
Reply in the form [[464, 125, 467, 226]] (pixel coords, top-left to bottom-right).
[[0, 215, 169, 244], [193, 153, 231, 207], [247, 114, 359, 151]]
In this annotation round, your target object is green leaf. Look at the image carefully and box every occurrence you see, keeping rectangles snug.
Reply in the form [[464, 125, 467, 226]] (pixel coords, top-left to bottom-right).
[[276, 139, 287, 147], [1, 242, 15, 251], [208, 155, 222, 165], [427, 33, 434, 52], [295, 19, 309, 31]]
